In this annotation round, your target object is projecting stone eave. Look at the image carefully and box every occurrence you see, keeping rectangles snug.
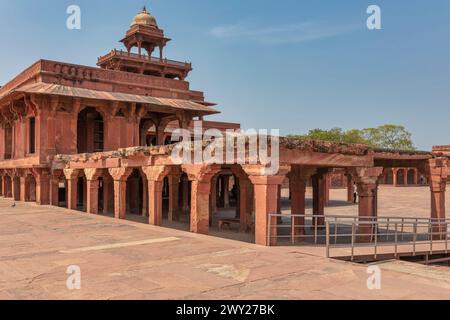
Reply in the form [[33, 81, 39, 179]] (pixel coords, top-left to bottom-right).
[[373, 148, 434, 160], [52, 136, 376, 172], [0, 59, 209, 104]]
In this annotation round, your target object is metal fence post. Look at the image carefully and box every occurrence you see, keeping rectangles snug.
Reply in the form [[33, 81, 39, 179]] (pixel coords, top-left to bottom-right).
[[326, 221, 330, 258]]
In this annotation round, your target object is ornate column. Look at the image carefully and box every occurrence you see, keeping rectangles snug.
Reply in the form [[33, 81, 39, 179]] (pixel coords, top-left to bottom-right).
[[289, 167, 316, 242], [108, 168, 133, 219], [403, 169, 408, 185], [183, 164, 220, 235], [84, 168, 102, 214], [427, 158, 448, 239], [64, 169, 80, 210], [50, 170, 63, 207], [351, 167, 383, 242], [392, 168, 398, 187], [243, 165, 289, 246], [142, 166, 173, 226], [34, 169, 50, 205], [0, 174, 3, 197]]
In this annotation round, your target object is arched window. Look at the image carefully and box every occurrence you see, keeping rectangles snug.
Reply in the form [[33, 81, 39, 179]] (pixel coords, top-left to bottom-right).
[[77, 107, 104, 153]]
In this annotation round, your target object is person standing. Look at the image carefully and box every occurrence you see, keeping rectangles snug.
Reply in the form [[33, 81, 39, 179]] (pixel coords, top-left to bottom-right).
[[353, 183, 358, 204]]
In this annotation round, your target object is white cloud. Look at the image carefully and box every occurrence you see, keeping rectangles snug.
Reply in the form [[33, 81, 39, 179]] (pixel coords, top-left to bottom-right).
[[210, 21, 358, 45]]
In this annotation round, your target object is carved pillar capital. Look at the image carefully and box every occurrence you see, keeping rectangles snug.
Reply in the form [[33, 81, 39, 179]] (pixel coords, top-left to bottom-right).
[[84, 168, 102, 181], [108, 167, 133, 181], [63, 168, 81, 180], [182, 164, 221, 182]]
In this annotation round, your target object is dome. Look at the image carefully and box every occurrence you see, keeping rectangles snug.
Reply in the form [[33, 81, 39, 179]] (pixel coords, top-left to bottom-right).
[[131, 6, 158, 28]]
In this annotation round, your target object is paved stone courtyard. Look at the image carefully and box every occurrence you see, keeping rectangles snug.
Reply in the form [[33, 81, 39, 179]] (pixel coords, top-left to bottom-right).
[[1, 186, 450, 300]]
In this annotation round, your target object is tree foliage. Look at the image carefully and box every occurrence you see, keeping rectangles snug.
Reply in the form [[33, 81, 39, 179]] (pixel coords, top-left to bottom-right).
[[288, 124, 416, 150]]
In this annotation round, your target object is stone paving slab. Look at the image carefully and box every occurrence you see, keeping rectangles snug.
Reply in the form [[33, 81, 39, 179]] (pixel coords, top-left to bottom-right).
[[1, 187, 450, 300]]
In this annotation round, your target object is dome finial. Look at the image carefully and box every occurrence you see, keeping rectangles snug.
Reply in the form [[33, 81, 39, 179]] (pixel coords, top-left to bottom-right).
[[131, 5, 158, 28]]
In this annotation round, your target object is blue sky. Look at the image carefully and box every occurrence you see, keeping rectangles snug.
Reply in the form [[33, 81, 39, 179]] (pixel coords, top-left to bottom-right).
[[0, 0, 449, 150]]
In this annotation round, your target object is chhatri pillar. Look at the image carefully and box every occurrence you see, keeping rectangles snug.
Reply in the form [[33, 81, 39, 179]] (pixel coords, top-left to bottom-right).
[[108, 168, 133, 219], [427, 158, 448, 240]]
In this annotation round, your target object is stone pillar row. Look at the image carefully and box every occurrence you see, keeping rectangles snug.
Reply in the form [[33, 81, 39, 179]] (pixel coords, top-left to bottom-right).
[[1, 160, 447, 248], [0, 169, 51, 204]]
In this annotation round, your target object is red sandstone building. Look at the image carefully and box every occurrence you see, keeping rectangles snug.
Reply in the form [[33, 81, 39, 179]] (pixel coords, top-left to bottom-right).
[[0, 8, 448, 247]]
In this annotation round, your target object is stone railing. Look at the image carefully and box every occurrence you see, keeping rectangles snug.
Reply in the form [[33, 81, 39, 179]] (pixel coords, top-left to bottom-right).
[[98, 49, 191, 69]]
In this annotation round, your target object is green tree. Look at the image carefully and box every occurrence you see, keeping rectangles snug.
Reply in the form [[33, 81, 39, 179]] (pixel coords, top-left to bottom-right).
[[362, 124, 415, 150], [288, 124, 416, 151]]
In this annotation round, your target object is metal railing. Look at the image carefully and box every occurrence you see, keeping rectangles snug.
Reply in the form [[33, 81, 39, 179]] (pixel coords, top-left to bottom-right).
[[268, 214, 450, 261]]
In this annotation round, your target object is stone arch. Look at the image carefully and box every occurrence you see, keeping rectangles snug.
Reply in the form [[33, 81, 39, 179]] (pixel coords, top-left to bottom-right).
[[139, 118, 157, 146], [77, 107, 105, 153], [140, 116, 179, 147]]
